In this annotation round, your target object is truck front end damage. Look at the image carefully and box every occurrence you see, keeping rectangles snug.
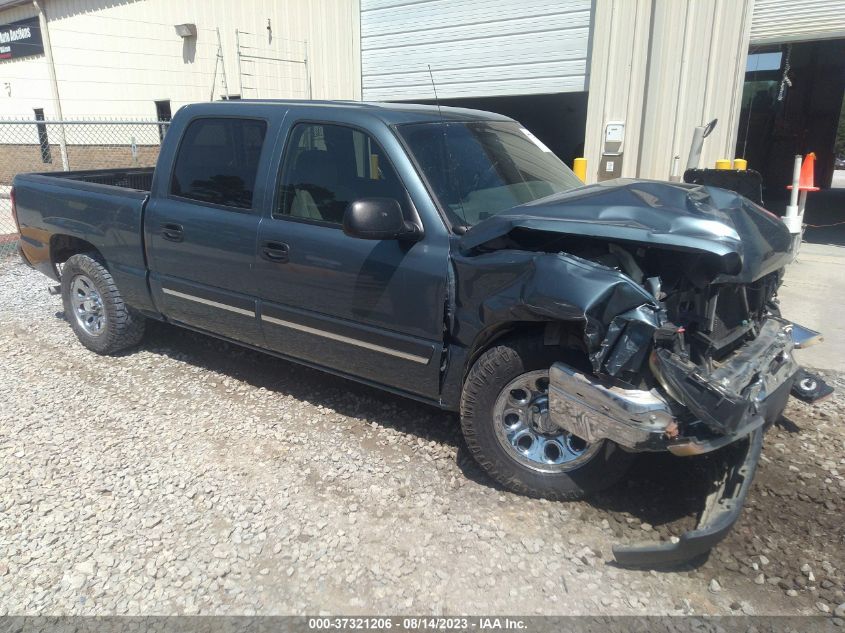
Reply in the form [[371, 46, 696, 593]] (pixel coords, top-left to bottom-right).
[[548, 317, 799, 566], [549, 317, 799, 457], [457, 179, 828, 567]]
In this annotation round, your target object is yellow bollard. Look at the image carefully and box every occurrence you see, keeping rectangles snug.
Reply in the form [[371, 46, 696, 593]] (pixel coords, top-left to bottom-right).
[[733, 158, 747, 170], [573, 157, 587, 182], [715, 159, 731, 170]]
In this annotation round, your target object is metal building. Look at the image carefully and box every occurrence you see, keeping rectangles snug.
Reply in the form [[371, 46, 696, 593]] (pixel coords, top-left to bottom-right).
[[0, 0, 361, 119], [361, 0, 845, 191], [0, 0, 843, 191]]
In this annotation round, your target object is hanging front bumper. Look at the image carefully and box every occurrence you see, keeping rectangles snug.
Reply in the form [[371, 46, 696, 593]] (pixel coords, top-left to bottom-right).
[[612, 427, 764, 567], [546, 318, 815, 567], [547, 318, 802, 456]]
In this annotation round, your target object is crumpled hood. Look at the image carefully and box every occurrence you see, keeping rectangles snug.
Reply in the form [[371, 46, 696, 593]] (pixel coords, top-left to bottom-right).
[[460, 179, 793, 283]]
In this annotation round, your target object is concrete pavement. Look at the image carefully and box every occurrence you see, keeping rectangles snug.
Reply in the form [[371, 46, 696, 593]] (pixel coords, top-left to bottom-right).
[[779, 241, 845, 372]]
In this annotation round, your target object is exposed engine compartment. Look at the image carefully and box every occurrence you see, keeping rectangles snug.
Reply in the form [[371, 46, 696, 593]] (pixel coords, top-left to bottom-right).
[[467, 228, 785, 387], [577, 239, 785, 368], [532, 237, 797, 443], [451, 179, 798, 438]]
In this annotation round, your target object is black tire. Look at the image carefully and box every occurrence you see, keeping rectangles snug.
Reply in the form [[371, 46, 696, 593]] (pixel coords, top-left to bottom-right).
[[61, 253, 146, 355], [460, 336, 634, 500]]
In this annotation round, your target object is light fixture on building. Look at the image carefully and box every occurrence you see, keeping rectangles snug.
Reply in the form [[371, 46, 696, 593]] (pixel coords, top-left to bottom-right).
[[174, 23, 197, 38]]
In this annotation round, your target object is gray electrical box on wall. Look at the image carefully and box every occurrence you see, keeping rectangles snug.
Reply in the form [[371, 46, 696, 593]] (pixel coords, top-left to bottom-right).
[[599, 156, 623, 180], [598, 121, 625, 182]]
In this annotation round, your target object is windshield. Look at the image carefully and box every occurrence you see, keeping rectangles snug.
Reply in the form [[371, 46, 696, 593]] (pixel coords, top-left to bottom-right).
[[397, 120, 583, 228]]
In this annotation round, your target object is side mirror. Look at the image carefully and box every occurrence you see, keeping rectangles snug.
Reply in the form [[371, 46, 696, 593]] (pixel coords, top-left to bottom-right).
[[342, 198, 422, 241]]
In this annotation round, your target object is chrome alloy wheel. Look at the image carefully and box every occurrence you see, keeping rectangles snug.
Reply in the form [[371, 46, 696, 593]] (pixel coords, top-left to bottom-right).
[[70, 274, 105, 336], [492, 369, 601, 473]]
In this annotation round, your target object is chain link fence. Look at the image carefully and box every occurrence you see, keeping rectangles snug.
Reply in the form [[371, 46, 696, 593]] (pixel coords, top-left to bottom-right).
[[0, 119, 169, 262]]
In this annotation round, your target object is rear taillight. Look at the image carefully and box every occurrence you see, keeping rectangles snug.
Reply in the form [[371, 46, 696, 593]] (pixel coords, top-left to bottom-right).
[[9, 186, 18, 230]]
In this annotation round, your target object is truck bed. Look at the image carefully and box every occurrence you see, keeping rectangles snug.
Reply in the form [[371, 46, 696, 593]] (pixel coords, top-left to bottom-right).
[[37, 167, 155, 192], [13, 168, 154, 313]]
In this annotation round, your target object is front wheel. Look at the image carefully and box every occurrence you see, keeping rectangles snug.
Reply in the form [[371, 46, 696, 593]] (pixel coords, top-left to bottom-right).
[[460, 337, 633, 500]]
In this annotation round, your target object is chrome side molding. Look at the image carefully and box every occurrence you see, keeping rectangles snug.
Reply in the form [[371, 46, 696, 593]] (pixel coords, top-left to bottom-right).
[[261, 315, 431, 365], [162, 287, 255, 317]]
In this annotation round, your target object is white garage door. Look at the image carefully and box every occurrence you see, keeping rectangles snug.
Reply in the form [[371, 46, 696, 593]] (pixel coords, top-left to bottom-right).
[[360, 0, 591, 101], [750, 0, 845, 44]]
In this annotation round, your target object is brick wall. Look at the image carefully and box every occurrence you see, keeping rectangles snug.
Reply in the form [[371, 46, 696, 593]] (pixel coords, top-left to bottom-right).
[[0, 144, 161, 186]]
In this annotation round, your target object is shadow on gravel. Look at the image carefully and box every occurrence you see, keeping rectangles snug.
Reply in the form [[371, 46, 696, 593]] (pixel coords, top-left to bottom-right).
[[774, 414, 802, 434], [128, 321, 717, 543], [140, 321, 462, 446], [590, 452, 710, 523]]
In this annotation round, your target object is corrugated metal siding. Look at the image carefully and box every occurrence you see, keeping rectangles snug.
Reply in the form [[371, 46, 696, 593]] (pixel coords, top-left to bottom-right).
[[361, 0, 591, 101], [637, 0, 752, 179], [584, 0, 754, 182], [0, 0, 360, 119], [751, 0, 845, 44], [581, 0, 651, 180]]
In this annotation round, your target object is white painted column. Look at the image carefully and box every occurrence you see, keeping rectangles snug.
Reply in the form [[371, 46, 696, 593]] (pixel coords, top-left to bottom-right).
[[33, 0, 68, 171]]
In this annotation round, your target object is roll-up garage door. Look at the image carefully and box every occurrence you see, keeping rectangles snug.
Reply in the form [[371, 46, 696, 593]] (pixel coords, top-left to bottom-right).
[[750, 0, 845, 44], [360, 0, 591, 101]]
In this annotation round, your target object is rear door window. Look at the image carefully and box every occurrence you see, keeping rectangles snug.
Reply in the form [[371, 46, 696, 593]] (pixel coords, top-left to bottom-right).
[[170, 117, 267, 210]]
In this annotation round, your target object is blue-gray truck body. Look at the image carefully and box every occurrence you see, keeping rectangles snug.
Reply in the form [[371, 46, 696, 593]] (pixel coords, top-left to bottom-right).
[[12, 100, 821, 566]]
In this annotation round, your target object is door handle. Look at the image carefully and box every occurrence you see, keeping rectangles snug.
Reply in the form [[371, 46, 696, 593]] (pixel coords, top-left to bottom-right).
[[261, 241, 289, 263], [161, 223, 184, 242]]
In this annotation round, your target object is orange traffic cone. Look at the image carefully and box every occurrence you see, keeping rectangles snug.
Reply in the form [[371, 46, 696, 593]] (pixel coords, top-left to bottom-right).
[[787, 152, 820, 192]]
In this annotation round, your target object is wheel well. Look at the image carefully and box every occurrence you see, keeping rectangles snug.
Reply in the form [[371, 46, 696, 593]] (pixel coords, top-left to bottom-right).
[[463, 320, 587, 381], [50, 235, 102, 269]]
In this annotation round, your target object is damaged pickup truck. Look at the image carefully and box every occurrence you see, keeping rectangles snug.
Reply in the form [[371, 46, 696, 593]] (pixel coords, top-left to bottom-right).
[[12, 101, 826, 566]]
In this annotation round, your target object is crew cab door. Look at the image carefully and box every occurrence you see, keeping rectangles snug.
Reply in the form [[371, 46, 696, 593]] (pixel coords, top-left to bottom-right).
[[145, 115, 272, 344], [254, 119, 449, 399]]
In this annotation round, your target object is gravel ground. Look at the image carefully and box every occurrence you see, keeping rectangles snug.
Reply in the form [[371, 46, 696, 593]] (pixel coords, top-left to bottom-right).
[[1, 259, 844, 616]]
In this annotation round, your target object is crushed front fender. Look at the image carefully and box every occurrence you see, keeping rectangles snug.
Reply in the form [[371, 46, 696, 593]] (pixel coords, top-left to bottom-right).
[[450, 249, 657, 356]]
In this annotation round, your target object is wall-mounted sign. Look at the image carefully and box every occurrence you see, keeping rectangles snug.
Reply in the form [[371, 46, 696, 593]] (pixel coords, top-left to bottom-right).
[[0, 17, 44, 62]]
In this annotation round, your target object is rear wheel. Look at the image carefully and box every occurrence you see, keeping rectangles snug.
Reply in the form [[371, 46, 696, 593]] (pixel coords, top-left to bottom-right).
[[61, 253, 145, 354], [460, 337, 633, 500]]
